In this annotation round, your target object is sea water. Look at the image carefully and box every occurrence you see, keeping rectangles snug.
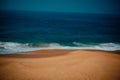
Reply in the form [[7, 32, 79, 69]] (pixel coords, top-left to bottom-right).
[[0, 10, 120, 54]]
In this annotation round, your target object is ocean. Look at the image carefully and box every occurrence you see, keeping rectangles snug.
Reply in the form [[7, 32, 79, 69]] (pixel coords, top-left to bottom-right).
[[0, 10, 120, 54]]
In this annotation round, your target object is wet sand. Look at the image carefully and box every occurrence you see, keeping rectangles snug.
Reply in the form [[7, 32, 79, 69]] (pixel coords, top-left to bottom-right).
[[0, 50, 120, 80]]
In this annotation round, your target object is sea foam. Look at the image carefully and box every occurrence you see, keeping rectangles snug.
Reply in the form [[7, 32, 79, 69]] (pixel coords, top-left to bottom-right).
[[0, 42, 120, 54]]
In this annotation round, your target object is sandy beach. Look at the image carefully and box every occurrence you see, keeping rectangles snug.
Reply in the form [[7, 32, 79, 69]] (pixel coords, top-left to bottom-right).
[[0, 50, 120, 80]]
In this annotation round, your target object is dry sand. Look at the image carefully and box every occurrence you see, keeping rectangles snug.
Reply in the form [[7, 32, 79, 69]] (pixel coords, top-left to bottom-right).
[[0, 50, 120, 80]]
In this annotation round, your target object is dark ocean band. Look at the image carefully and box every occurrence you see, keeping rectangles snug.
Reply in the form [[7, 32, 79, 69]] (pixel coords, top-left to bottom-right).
[[0, 11, 120, 54]]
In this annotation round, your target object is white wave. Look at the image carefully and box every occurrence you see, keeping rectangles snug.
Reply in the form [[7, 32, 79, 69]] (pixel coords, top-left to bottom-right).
[[0, 42, 39, 54], [72, 42, 120, 51], [0, 42, 120, 54]]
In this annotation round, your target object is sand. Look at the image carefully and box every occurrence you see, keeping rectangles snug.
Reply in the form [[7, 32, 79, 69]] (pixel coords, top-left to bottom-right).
[[0, 50, 120, 80]]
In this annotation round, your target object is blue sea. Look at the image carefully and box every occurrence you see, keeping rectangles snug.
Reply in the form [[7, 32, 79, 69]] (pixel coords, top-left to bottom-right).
[[0, 10, 120, 54]]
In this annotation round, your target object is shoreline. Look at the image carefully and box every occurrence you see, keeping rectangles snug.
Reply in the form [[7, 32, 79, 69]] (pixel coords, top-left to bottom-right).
[[0, 49, 119, 58], [0, 49, 120, 80]]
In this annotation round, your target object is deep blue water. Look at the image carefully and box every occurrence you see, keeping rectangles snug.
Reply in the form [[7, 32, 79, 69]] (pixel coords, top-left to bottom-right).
[[0, 10, 120, 53]]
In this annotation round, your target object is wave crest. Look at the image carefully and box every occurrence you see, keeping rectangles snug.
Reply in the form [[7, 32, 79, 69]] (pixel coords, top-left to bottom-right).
[[0, 42, 120, 54]]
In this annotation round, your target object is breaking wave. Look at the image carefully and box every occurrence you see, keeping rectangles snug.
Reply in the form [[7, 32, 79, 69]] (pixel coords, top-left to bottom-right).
[[0, 41, 120, 54]]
